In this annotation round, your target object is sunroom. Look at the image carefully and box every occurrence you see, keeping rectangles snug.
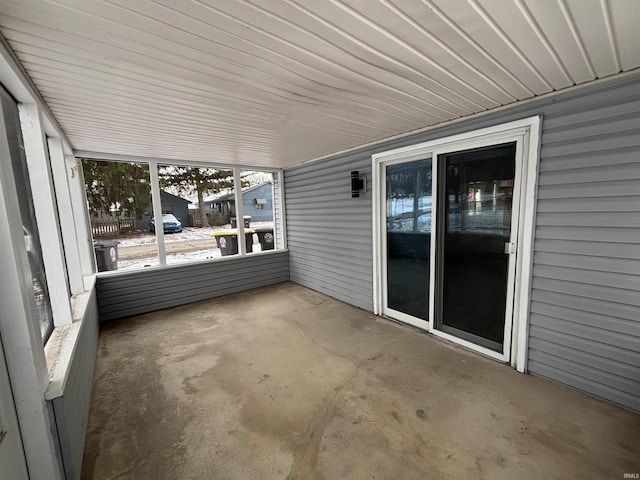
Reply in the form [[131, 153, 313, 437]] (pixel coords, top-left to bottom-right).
[[0, 1, 638, 479]]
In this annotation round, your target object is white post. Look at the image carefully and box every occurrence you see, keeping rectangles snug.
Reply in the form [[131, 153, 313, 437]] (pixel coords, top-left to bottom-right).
[[67, 155, 97, 277], [19, 103, 72, 326], [233, 167, 247, 255], [0, 101, 64, 480], [48, 137, 84, 294], [276, 170, 287, 250], [149, 161, 166, 265]]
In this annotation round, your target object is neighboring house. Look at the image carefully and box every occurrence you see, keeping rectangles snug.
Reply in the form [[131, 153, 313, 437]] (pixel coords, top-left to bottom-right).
[[139, 190, 191, 229], [203, 182, 274, 222]]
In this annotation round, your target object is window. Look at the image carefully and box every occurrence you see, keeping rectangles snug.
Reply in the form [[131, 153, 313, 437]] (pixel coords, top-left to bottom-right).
[[158, 164, 234, 264], [0, 85, 54, 342], [82, 161, 283, 270], [241, 171, 277, 254], [83, 159, 157, 271]]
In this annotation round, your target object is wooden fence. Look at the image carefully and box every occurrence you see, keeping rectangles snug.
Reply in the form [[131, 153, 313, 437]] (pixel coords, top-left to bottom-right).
[[189, 212, 229, 227], [91, 217, 137, 238]]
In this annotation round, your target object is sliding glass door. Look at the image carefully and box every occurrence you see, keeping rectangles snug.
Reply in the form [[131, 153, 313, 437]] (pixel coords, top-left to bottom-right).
[[384, 159, 432, 324], [435, 143, 517, 353], [374, 117, 541, 364]]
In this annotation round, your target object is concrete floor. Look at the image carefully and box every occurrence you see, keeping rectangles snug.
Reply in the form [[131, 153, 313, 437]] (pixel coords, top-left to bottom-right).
[[82, 282, 639, 480]]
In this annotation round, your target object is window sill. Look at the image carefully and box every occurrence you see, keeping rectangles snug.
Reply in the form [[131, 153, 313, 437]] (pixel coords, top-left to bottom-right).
[[44, 276, 96, 401]]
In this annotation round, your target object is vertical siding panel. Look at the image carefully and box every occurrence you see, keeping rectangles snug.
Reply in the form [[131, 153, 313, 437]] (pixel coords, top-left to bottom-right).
[[284, 74, 640, 411]]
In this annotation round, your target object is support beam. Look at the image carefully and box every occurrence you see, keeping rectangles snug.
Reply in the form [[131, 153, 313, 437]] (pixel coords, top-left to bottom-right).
[[233, 168, 247, 255], [276, 171, 287, 250], [67, 156, 97, 277], [49, 137, 84, 295], [19, 103, 72, 326], [149, 161, 166, 265]]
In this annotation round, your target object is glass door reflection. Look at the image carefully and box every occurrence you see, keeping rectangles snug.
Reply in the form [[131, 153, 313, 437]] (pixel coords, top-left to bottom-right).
[[385, 159, 432, 320], [436, 142, 516, 352]]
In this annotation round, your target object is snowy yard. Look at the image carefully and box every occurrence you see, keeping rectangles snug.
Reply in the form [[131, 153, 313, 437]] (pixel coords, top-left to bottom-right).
[[111, 222, 273, 271], [117, 223, 273, 248]]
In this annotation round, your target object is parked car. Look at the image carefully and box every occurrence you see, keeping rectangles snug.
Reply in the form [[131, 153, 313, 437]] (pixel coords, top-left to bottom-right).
[[149, 214, 183, 233]]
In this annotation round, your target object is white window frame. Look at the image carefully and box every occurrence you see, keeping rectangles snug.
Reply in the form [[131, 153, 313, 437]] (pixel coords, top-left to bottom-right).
[[0, 97, 64, 480], [80, 155, 286, 273], [19, 104, 73, 327], [372, 116, 541, 372]]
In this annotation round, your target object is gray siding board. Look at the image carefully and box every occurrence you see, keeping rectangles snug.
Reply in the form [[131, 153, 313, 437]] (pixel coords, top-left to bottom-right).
[[97, 252, 289, 321], [286, 239, 371, 257], [538, 195, 640, 213], [537, 196, 640, 213], [538, 146, 640, 171], [526, 360, 639, 412], [529, 338, 639, 382], [529, 313, 638, 353], [541, 114, 640, 143], [290, 268, 372, 310], [540, 130, 640, 158], [531, 277, 639, 306], [536, 212, 640, 228], [531, 302, 639, 337], [285, 74, 640, 411], [290, 255, 370, 281], [532, 290, 639, 322], [286, 221, 373, 231], [534, 240, 640, 260], [534, 252, 640, 275], [97, 255, 288, 295], [537, 163, 640, 185], [98, 267, 289, 309], [543, 96, 640, 129], [533, 264, 640, 290], [537, 179, 639, 198], [101, 275, 289, 319], [528, 325, 638, 370], [527, 354, 638, 401], [535, 226, 639, 243]]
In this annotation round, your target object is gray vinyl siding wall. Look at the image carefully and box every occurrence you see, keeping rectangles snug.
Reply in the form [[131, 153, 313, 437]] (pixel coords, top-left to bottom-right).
[[284, 74, 640, 411], [96, 251, 289, 321], [285, 158, 373, 310]]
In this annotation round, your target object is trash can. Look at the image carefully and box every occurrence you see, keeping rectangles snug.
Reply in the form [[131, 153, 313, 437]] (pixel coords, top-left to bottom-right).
[[213, 229, 255, 256], [94, 240, 119, 272], [254, 226, 274, 251], [230, 215, 252, 228]]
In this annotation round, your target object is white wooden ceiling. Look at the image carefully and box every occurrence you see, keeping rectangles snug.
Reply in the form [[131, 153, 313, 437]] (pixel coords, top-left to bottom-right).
[[0, 0, 638, 168]]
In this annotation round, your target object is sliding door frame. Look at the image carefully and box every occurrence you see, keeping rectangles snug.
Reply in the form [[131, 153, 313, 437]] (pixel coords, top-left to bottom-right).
[[372, 116, 541, 372], [378, 154, 434, 331]]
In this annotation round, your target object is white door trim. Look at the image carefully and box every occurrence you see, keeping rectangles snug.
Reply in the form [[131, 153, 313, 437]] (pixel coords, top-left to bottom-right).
[[372, 116, 541, 371]]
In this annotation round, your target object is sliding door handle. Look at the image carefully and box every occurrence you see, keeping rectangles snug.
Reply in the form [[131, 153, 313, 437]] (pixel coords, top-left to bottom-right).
[[504, 242, 516, 255]]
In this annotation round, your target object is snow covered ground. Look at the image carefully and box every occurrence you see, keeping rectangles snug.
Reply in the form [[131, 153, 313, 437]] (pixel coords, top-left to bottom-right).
[[117, 222, 273, 248], [114, 223, 272, 271], [117, 248, 222, 270]]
